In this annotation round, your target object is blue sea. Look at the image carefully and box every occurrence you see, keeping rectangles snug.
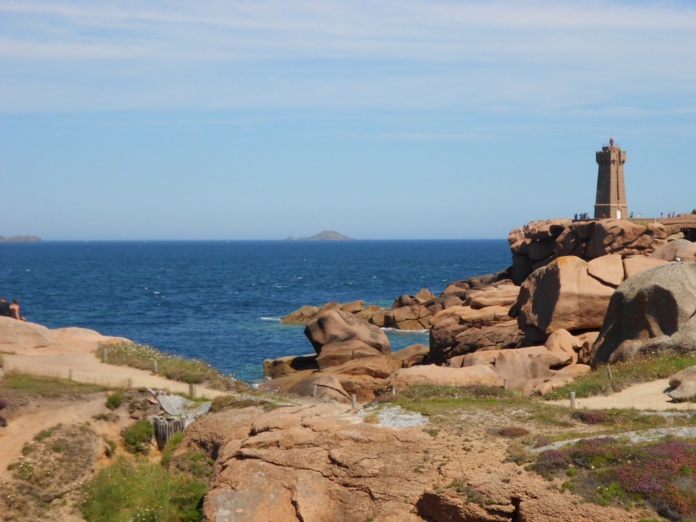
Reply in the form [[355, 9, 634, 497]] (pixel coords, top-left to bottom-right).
[[0, 240, 510, 382]]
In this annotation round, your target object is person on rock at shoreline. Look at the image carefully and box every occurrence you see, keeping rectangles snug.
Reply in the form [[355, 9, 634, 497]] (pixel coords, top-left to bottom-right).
[[9, 299, 25, 321], [0, 297, 10, 317]]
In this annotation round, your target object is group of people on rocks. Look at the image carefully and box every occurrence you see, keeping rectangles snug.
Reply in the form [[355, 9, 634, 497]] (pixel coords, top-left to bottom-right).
[[574, 212, 591, 220], [0, 297, 24, 321]]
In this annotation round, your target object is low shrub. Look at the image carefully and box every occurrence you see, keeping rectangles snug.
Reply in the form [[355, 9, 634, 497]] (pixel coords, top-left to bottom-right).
[[81, 457, 207, 522], [545, 354, 696, 400], [572, 410, 612, 425], [497, 426, 530, 438], [529, 436, 696, 520], [106, 392, 123, 410], [123, 419, 154, 455]]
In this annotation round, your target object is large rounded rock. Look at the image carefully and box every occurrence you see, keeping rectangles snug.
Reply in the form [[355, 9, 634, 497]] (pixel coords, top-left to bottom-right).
[[651, 239, 696, 262], [511, 256, 615, 342], [305, 309, 390, 357], [591, 263, 696, 364], [667, 366, 696, 402]]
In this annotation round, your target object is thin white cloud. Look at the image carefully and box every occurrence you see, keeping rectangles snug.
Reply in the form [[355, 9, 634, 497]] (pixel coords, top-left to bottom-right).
[[1, 0, 696, 114]]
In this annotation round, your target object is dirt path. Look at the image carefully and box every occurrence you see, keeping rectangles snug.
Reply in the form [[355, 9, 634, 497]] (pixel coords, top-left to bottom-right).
[[3, 352, 226, 399], [545, 379, 696, 411], [0, 391, 116, 480]]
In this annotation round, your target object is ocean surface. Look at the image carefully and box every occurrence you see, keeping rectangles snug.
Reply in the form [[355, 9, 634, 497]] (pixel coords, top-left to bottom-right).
[[0, 240, 510, 382]]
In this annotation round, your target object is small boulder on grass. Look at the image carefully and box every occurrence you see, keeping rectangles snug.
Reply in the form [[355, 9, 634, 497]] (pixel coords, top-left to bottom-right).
[[667, 365, 696, 402]]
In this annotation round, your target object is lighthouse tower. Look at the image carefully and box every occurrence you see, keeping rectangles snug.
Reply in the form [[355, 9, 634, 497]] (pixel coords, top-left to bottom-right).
[[594, 137, 628, 220]]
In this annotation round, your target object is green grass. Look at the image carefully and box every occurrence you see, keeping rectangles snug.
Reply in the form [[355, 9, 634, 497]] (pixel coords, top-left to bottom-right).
[[80, 457, 207, 522], [545, 354, 696, 400], [1, 371, 110, 397], [123, 419, 154, 455], [106, 391, 124, 410], [96, 342, 245, 390], [387, 384, 530, 416]]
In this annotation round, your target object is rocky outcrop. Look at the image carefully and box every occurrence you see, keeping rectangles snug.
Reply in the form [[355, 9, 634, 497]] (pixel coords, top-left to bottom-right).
[[428, 306, 524, 364], [389, 364, 500, 390], [261, 310, 395, 399], [444, 342, 589, 395], [651, 239, 696, 262], [591, 263, 696, 364], [202, 404, 437, 522], [263, 354, 318, 379], [282, 271, 514, 332], [391, 344, 429, 368], [305, 309, 391, 363], [197, 404, 646, 522], [511, 256, 616, 342], [509, 217, 696, 284]]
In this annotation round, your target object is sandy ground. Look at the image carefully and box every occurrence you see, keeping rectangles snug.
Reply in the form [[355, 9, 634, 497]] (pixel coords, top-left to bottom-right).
[[0, 318, 226, 483], [546, 378, 696, 411], [0, 389, 117, 479]]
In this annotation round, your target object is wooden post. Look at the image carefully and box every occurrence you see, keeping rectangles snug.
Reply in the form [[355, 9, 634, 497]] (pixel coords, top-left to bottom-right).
[[351, 394, 357, 411], [69, 369, 73, 381], [153, 360, 158, 374], [391, 385, 396, 396], [189, 383, 195, 398], [570, 391, 576, 409], [606, 366, 613, 380], [127, 378, 133, 389], [312, 384, 318, 398], [503, 379, 509, 391], [103, 348, 108, 364]]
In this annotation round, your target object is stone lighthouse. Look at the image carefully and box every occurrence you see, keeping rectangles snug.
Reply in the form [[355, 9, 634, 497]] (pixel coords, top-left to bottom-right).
[[594, 137, 628, 220]]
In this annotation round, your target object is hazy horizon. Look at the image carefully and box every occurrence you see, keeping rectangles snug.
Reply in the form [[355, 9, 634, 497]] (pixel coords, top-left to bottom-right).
[[2, 1, 695, 241]]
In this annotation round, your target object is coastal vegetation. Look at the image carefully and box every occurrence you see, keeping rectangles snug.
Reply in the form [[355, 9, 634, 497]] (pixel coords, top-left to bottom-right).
[[96, 341, 245, 391], [2, 370, 110, 397], [381, 383, 696, 442], [80, 456, 208, 522], [545, 354, 696, 400], [531, 437, 696, 520]]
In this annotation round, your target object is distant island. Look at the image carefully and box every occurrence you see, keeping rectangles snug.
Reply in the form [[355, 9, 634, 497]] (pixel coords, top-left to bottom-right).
[[0, 235, 41, 242], [286, 230, 354, 241]]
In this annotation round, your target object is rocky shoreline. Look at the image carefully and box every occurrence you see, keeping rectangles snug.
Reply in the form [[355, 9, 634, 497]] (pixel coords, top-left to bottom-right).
[[2, 213, 696, 521], [266, 214, 696, 401]]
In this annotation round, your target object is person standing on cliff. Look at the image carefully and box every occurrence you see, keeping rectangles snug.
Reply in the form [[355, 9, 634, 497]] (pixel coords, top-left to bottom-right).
[[0, 298, 10, 317]]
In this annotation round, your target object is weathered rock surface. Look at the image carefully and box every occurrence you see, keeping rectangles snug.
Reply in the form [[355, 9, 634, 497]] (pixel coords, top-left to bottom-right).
[[591, 263, 696, 364], [463, 282, 520, 309], [391, 344, 429, 368], [263, 354, 318, 379], [651, 239, 696, 262], [622, 255, 669, 279], [198, 403, 646, 522], [0, 316, 129, 352], [509, 216, 696, 283], [288, 375, 352, 404], [512, 256, 615, 342], [389, 364, 500, 389], [428, 306, 524, 364], [305, 309, 391, 362], [666, 366, 696, 402], [203, 404, 436, 522]]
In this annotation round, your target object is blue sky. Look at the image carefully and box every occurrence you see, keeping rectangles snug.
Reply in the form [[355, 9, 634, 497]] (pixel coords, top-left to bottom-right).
[[1, 0, 695, 240]]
